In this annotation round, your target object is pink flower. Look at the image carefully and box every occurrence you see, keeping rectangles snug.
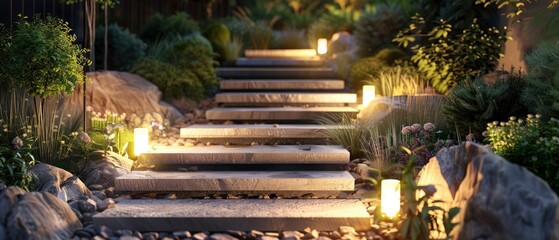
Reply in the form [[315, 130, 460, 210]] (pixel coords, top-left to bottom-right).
[[11, 136, 23, 149], [411, 123, 422, 133], [423, 122, 436, 131], [401, 126, 412, 135]]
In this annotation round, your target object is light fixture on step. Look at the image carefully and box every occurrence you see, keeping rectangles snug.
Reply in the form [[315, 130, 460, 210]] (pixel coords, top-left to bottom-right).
[[134, 128, 149, 156], [381, 179, 401, 218], [362, 85, 376, 107], [317, 38, 328, 55]]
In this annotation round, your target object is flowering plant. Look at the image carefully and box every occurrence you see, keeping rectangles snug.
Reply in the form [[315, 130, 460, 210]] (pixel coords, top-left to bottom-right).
[[485, 114, 559, 192], [397, 122, 451, 166]]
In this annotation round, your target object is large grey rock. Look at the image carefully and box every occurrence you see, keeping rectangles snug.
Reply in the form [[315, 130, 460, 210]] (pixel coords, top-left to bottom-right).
[[0, 187, 82, 239], [62, 71, 184, 124], [417, 142, 559, 240], [29, 163, 91, 202], [329, 32, 357, 55], [93, 199, 370, 232], [81, 150, 134, 188]]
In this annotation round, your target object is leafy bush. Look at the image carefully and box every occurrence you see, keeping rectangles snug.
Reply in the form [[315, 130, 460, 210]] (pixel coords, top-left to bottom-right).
[[443, 73, 528, 140], [307, 13, 353, 48], [95, 24, 146, 71], [203, 22, 231, 59], [0, 136, 37, 191], [522, 40, 559, 118], [131, 58, 205, 101], [272, 29, 309, 49], [349, 57, 387, 91], [354, 4, 408, 58], [485, 115, 559, 192], [140, 12, 199, 43], [397, 123, 451, 166], [394, 17, 508, 94], [373, 47, 409, 65]]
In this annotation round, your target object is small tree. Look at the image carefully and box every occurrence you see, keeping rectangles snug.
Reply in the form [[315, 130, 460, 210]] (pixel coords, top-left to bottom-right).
[[6, 15, 90, 164]]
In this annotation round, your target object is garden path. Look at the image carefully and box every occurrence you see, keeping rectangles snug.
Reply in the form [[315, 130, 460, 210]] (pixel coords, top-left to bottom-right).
[[93, 49, 369, 232]]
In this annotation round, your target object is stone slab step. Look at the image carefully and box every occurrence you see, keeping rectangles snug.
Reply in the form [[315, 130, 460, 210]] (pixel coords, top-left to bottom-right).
[[206, 107, 358, 121], [217, 67, 336, 79], [139, 145, 349, 166], [245, 49, 317, 58], [180, 124, 345, 139], [235, 57, 324, 67], [215, 93, 357, 105], [93, 199, 371, 232], [115, 171, 354, 193], [220, 79, 345, 90]]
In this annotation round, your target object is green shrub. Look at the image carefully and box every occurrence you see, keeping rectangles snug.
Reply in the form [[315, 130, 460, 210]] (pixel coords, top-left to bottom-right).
[[0, 136, 37, 191], [203, 22, 231, 59], [443, 73, 528, 140], [140, 12, 199, 43], [95, 24, 146, 71], [373, 47, 409, 65], [307, 13, 354, 48], [272, 29, 309, 49], [222, 36, 243, 66], [485, 115, 559, 193], [349, 57, 387, 91], [394, 17, 507, 94], [354, 4, 408, 58], [131, 58, 205, 101], [522, 40, 559, 118]]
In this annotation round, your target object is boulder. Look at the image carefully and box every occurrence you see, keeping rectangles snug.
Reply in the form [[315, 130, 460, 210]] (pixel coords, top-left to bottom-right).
[[29, 163, 91, 202], [80, 150, 134, 188], [417, 142, 559, 240], [3, 188, 82, 239], [329, 32, 357, 55], [62, 71, 184, 124], [0, 186, 26, 226]]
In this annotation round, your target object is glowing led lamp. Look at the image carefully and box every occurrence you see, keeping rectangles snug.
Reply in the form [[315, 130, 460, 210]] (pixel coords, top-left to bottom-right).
[[134, 128, 149, 156], [381, 179, 401, 218], [317, 38, 328, 55], [362, 85, 376, 107]]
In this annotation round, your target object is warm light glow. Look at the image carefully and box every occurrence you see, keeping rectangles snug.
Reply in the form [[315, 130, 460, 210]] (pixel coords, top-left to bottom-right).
[[134, 128, 149, 156], [362, 85, 376, 106], [381, 179, 401, 218], [317, 38, 328, 55]]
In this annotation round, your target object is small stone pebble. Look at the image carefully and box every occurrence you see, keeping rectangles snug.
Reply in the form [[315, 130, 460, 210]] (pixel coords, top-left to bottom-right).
[[172, 231, 192, 238], [78, 198, 97, 213], [88, 184, 104, 191], [193, 232, 209, 240], [211, 233, 237, 240]]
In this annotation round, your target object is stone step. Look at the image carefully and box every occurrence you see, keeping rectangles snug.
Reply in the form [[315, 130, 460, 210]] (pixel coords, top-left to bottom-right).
[[244, 49, 317, 58], [115, 171, 354, 194], [139, 145, 349, 166], [206, 107, 358, 121], [93, 199, 371, 232], [215, 93, 357, 105], [220, 79, 345, 91], [235, 57, 324, 67], [217, 67, 336, 79]]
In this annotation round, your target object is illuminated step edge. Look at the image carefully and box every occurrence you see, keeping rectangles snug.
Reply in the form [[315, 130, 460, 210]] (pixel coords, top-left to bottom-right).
[[93, 199, 370, 232], [216, 67, 336, 79], [215, 93, 357, 104], [114, 171, 354, 192], [244, 49, 317, 58], [235, 57, 324, 67], [138, 145, 349, 165], [179, 124, 351, 139], [206, 107, 357, 121], [219, 79, 345, 90]]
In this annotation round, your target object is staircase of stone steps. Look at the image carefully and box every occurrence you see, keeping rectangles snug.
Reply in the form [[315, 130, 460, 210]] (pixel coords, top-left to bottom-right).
[[93, 50, 369, 232]]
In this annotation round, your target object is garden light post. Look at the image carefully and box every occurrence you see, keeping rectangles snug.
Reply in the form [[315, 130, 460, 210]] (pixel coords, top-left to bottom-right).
[[317, 38, 328, 55], [362, 85, 376, 107], [134, 128, 149, 156], [381, 179, 400, 218]]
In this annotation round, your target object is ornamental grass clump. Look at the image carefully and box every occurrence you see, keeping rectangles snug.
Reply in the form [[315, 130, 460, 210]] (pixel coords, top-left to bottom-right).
[[485, 114, 559, 192]]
